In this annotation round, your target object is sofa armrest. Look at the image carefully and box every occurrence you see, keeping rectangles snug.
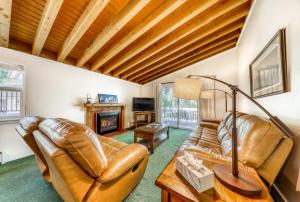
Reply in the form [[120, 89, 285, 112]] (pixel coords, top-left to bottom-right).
[[97, 144, 148, 183], [201, 119, 221, 124], [200, 122, 219, 130]]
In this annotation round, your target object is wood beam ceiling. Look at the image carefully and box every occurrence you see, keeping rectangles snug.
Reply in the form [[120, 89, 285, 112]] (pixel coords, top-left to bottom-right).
[[99, 0, 221, 73], [77, 0, 187, 68], [57, 0, 110, 62], [0, 0, 12, 47], [111, 0, 248, 77], [135, 38, 238, 83], [32, 0, 63, 55], [8, 0, 252, 84], [126, 20, 244, 81], [140, 43, 236, 84], [122, 10, 247, 80], [76, 0, 151, 67]]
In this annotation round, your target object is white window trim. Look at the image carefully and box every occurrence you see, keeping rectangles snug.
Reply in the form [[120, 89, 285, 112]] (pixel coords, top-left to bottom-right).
[[0, 63, 25, 123]]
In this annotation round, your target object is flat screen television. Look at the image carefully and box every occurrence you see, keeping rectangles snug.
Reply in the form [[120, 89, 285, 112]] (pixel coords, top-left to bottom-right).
[[133, 97, 155, 112]]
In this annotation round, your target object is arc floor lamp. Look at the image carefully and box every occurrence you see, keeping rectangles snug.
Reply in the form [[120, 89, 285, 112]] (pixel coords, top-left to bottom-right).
[[173, 75, 295, 196]]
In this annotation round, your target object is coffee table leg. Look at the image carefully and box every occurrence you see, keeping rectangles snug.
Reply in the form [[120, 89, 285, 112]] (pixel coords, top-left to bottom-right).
[[167, 126, 169, 139], [151, 136, 154, 154], [134, 133, 137, 143]]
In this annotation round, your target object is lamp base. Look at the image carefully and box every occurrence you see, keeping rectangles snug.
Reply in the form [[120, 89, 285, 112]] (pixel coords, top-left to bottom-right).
[[213, 164, 262, 197]]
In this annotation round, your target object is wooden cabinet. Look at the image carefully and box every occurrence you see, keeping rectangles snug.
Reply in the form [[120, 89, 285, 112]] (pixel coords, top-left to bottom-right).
[[134, 111, 156, 128]]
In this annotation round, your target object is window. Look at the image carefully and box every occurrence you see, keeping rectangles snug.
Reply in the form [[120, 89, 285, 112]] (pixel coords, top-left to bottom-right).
[[0, 63, 25, 122], [160, 83, 198, 129]]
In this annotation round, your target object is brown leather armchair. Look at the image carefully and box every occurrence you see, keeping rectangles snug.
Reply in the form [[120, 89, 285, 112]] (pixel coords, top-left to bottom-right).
[[17, 117, 149, 202]]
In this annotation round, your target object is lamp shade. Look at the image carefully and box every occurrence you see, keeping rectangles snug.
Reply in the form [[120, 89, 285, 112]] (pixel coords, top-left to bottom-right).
[[173, 78, 202, 100]]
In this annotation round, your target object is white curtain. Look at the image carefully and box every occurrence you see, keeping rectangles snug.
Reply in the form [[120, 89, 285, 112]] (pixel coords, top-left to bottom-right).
[[199, 75, 216, 120]]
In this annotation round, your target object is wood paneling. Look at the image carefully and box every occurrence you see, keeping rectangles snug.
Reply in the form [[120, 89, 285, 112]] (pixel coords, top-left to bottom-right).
[[6, 0, 252, 84], [32, 0, 63, 55], [112, 0, 249, 77], [57, 0, 110, 62], [0, 0, 12, 47]]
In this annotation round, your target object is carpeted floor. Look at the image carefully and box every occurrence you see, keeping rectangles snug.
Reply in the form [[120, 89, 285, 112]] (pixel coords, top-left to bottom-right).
[[0, 128, 191, 202]]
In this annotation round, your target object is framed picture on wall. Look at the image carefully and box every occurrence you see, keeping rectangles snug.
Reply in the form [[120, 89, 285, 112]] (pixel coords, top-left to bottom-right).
[[249, 28, 288, 98], [98, 94, 118, 104]]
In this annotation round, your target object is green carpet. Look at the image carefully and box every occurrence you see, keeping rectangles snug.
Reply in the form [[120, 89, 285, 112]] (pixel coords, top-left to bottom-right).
[[0, 128, 191, 202]]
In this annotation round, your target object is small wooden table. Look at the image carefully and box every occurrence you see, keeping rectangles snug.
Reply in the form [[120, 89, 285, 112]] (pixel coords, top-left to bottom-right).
[[134, 123, 169, 154], [155, 152, 273, 202]]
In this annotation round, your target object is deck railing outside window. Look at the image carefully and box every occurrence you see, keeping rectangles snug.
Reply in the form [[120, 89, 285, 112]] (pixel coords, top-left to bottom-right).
[[0, 63, 24, 121], [0, 88, 22, 117], [160, 84, 198, 129]]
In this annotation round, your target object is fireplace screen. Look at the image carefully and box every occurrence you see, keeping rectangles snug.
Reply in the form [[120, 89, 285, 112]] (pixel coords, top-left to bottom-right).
[[96, 112, 120, 135]]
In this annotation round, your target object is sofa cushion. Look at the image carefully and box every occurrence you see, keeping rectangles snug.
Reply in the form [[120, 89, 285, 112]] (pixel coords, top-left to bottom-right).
[[98, 136, 127, 158], [39, 118, 108, 177], [237, 115, 284, 168]]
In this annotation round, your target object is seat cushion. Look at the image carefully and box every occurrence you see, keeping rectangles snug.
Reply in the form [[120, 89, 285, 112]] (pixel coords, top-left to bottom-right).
[[98, 136, 127, 158], [39, 118, 108, 177]]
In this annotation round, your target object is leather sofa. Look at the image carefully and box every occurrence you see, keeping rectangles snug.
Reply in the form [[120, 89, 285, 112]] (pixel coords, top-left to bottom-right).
[[179, 112, 293, 185], [16, 117, 149, 202]]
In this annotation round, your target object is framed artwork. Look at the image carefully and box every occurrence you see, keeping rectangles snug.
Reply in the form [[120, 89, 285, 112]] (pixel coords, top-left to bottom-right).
[[249, 29, 288, 98], [98, 94, 118, 104]]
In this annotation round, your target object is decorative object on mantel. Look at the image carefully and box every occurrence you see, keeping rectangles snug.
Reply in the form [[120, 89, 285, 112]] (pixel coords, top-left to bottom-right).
[[173, 75, 295, 197], [98, 94, 118, 104], [86, 93, 92, 104], [250, 28, 287, 98], [176, 152, 213, 193]]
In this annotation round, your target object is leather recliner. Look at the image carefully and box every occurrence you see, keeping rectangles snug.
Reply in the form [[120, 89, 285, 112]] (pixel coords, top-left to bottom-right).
[[16, 116, 51, 182], [17, 117, 149, 202], [179, 112, 294, 185]]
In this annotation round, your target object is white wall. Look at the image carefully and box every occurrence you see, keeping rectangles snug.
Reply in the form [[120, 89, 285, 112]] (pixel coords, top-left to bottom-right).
[[0, 47, 142, 163], [236, 0, 300, 200], [142, 48, 238, 119]]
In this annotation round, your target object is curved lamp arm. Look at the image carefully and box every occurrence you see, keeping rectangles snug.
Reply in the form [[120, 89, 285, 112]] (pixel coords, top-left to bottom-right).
[[187, 74, 296, 139]]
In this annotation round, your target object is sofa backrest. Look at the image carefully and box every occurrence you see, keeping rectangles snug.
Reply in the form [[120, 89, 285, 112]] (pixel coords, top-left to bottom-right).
[[33, 129, 94, 201], [217, 112, 286, 167], [216, 112, 293, 185], [39, 118, 108, 177], [217, 112, 246, 155]]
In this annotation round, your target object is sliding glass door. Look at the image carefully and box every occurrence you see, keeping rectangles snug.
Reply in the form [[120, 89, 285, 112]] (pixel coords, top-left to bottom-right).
[[160, 83, 198, 129]]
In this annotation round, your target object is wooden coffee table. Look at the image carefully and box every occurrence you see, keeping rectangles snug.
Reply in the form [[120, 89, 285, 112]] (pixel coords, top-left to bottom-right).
[[134, 123, 169, 154], [155, 152, 273, 202]]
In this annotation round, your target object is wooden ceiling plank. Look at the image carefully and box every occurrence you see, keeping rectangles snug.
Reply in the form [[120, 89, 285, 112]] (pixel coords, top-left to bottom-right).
[[123, 12, 247, 80], [32, 0, 64, 55], [0, 0, 12, 47], [127, 22, 243, 81], [57, 0, 110, 62], [135, 39, 238, 83], [100, 0, 221, 73], [140, 44, 235, 84], [86, 0, 187, 69], [112, 0, 248, 76], [76, 0, 151, 67]]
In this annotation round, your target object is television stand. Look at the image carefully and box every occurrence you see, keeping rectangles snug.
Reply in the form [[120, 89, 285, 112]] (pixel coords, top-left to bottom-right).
[[134, 111, 156, 128]]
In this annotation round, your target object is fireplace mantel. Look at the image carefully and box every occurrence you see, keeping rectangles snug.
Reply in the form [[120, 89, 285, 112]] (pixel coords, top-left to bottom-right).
[[84, 103, 126, 133]]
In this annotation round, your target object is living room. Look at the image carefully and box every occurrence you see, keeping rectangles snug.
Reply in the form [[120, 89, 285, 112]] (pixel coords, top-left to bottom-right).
[[0, 0, 299, 201]]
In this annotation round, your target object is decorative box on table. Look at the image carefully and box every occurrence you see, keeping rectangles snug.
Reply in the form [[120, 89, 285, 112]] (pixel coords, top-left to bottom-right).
[[176, 154, 214, 193]]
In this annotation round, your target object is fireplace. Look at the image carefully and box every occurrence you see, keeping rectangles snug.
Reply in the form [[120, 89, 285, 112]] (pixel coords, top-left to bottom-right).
[[84, 103, 126, 134], [96, 112, 120, 135]]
